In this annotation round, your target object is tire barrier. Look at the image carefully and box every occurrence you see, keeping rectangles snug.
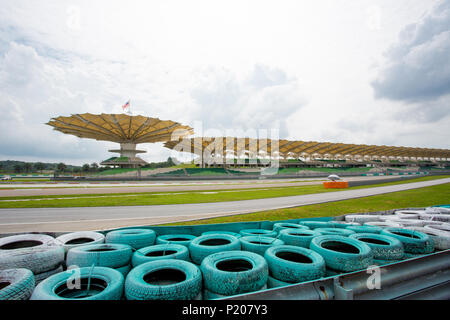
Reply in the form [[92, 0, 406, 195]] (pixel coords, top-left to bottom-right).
[[380, 228, 434, 254], [424, 223, 450, 233], [201, 251, 268, 296], [31, 266, 124, 300], [239, 236, 284, 256], [0, 268, 35, 300], [364, 221, 403, 228], [132, 244, 190, 267], [267, 275, 292, 288], [419, 213, 450, 223], [56, 231, 105, 254], [66, 243, 133, 269], [394, 210, 421, 220], [116, 264, 132, 277], [34, 265, 64, 284], [349, 233, 404, 261], [395, 219, 427, 228], [328, 221, 361, 228], [425, 206, 450, 214], [105, 228, 156, 250], [240, 229, 278, 238], [344, 215, 381, 224], [125, 259, 202, 300], [156, 234, 197, 247], [272, 223, 309, 234], [189, 234, 241, 265], [0, 234, 64, 276], [298, 221, 333, 229], [403, 227, 450, 250], [278, 229, 323, 248], [345, 225, 382, 234], [309, 235, 373, 272], [201, 231, 242, 238], [203, 285, 268, 299], [314, 228, 356, 237], [264, 245, 325, 283]]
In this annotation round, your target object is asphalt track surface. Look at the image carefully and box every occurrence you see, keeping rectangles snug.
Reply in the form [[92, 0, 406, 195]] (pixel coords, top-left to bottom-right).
[[0, 177, 448, 234], [0, 176, 397, 197]]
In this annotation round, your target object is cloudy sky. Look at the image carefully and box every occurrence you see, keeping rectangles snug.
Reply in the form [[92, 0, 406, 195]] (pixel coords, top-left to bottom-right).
[[0, 0, 449, 165]]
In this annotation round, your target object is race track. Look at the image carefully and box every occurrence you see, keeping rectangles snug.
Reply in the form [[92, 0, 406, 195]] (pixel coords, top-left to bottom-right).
[[0, 177, 447, 233]]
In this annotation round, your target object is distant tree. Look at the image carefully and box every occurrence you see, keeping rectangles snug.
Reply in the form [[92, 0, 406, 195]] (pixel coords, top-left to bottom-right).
[[14, 164, 23, 173], [167, 157, 175, 166], [0, 163, 3, 172], [82, 164, 90, 173], [22, 163, 32, 173], [34, 162, 45, 173], [57, 162, 67, 172], [90, 162, 99, 172], [72, 167, 81, 174]]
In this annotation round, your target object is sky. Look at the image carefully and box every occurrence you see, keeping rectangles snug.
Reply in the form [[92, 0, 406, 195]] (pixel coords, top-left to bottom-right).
[[0, 0, 449, 165]]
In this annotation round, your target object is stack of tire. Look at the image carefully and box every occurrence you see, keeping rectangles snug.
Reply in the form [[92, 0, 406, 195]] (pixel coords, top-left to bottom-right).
[[0, 234, 64, 285]]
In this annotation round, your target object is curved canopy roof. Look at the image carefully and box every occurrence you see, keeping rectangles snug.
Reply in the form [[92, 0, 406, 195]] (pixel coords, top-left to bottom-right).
[[47, 113, 193, 144], [164, 137, 450, 159]]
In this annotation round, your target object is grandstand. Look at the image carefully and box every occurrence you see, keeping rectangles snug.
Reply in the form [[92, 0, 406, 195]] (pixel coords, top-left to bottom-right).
[[164, 137, 450, 169]]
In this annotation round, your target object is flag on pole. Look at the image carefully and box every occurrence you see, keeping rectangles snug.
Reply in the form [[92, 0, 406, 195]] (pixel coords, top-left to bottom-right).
[[121, 100, 130, 111]]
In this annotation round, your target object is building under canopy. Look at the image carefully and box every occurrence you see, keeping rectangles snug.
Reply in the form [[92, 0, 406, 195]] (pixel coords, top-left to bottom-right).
[[164, 137, 450, 167]]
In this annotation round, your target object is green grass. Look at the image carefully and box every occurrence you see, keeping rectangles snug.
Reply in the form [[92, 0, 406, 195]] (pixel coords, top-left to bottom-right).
[[165, 183, 450, 226], [0, 175, 447, 208]]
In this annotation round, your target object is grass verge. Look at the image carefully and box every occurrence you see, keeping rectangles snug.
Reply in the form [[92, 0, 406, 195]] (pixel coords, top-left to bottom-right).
[[164, 183, 450, 225], [0, 175, 447, 208]]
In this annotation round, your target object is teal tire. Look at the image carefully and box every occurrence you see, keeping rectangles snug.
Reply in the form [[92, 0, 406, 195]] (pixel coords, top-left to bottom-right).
[[278, 229, 322, 248], [66, 243, 133, 269], [202, 231, 242, 238], [298, 221, 333, 229], [240, 236, 284, 256], [345, 225, 382, 234], [309, 235, 373, 272], [380, 228, 434, 254], [314, 228, 356, 237], [267, 275, 292, 288], [203, 284, 268, 299], [132, 244, 190, 267], [349, 233, 404, 260], [201, 251, 268, 296], [30, 266, 124, 300], [272, 223, 309, 234], [189, 234, 241, 265], [125, 259, 202, 300], [264, 245, 325, 283], [156, 234, 197, 247], [116, 264, 132, 277], [0, 268, 35, 300], [105, 229, 156, 250], [240, 229, 278, 238]]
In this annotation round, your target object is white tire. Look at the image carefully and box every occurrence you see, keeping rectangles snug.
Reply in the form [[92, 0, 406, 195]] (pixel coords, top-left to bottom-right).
[[344, 215, 380, 223], [394, 210, 421, 219], [419, 213, 450, 223], [396, 219, 427, 227], [0, 234, 64, 275], [56, 231, 105, 253], [364, 221, 403, 228], [404, 227, 450, 250], [424, 223, 450, 233], [425, 207, 450, 214]]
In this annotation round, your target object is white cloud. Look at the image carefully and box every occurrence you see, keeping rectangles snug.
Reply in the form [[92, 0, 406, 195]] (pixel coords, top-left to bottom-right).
[[0, 0, 448, 166]]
